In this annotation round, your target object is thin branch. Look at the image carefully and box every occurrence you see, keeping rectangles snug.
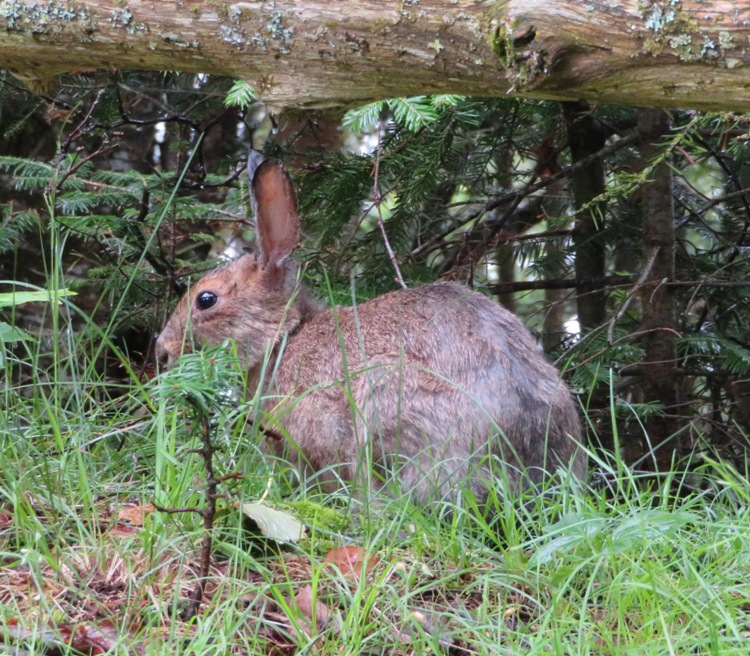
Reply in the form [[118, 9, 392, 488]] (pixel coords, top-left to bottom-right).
[[373, 123, 407, 290], [607, 246, 660, 344], [411, 129, 641, 260], [491, 275, 750, 296], [184, 415, 219, 621], [492, 275, 637, 295]]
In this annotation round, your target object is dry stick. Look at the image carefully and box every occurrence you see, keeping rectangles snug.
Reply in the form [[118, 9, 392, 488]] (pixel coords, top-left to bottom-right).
[[374, 123, 407, 290], [185, 415, 219, 620], [411, 130, 642, 260], [53, 141, 117, 192], [493, 276, 750, 295], [492, 274, 637, 295], [606, 246, 660, 344], [564, 326, 684, 377], [62, 87, 106, 148]]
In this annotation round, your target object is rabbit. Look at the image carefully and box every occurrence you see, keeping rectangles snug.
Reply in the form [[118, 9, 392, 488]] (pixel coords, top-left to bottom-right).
[[155, 151, 585, 508]]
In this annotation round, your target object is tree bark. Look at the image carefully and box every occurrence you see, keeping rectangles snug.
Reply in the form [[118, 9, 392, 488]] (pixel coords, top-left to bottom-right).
[[637, 108, 681, 470], [541, 243, 567, 354], [2, 1, 750, 110], [563, 101, 607, 333]]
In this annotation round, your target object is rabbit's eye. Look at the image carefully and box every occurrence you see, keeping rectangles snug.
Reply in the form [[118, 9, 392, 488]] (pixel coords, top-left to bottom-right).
[[196, 291, 218, 310]]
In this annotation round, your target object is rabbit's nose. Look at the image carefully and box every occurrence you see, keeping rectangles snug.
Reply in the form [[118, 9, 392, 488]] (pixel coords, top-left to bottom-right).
[[154, 337, 172, 368]]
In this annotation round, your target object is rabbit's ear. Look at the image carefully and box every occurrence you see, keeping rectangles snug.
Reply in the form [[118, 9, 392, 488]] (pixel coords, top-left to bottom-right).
[[249, 156, 299, 270]]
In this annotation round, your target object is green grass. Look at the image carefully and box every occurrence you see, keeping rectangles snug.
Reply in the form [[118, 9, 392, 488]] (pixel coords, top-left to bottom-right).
[[2, 271, 750, 655]]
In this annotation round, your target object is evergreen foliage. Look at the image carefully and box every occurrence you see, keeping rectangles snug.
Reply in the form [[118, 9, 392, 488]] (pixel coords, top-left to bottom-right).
[[0, 70, 749, 466]]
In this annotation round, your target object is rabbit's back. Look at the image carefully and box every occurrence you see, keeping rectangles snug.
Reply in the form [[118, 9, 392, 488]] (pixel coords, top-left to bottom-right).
[[156, 157, 584, 507], [264, 283, 583, 504]]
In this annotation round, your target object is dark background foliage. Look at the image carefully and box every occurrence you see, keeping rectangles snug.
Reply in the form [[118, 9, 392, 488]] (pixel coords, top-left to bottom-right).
[[2, 69, 749, 472]]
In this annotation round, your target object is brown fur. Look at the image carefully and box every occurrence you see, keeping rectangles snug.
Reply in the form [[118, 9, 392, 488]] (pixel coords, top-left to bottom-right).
[[156, 157, 585, 507]]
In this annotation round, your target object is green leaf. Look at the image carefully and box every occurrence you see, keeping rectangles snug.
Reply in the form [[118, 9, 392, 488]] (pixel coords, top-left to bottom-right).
[[531, 513, 609, 566], [431, 94, 464, 107], [241, 503, 305, 543], [0, 321, 30, 343], [343, 95, 443, 137], [609, 510, 696, 553], [0, 289, 77, 309]]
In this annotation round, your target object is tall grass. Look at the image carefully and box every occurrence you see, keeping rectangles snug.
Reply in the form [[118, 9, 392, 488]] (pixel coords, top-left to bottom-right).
[[1, 206, 750, 655]]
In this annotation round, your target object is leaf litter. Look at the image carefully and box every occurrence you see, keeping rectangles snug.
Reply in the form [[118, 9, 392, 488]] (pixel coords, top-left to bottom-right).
[[0, 500, 541, 655]]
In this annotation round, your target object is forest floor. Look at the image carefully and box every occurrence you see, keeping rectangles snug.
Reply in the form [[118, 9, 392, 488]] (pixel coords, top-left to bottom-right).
[[2, 349, 750, 655]]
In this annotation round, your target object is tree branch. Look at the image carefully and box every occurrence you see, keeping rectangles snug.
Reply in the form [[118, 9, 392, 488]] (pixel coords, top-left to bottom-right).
[[3, 2, 750, 110]]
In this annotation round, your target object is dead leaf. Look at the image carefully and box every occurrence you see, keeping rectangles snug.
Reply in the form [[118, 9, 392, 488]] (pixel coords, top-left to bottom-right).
[[66, 623, 119, 654], [109, 525, 139, 538], [293, 584, 334, 632], [324, 545, 378, 581], [5, 621, 121, 656], [45, 107, 71, 122], [116, 503, 154, 526]]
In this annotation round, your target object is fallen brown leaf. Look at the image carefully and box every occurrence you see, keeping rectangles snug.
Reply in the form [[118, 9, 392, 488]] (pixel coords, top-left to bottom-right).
[[65, 622, 120, 655], [293, 584, 334, 632], [117, 503, 154, 526], [324, 545, 378, 581]]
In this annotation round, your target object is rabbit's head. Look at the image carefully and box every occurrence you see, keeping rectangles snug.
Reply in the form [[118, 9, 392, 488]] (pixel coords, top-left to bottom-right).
[[155, 153, 319, 369]]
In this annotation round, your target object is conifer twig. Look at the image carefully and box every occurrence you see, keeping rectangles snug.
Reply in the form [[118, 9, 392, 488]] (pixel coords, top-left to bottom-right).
[[374, 123, 407, 289], [184, 414, 219, 620]]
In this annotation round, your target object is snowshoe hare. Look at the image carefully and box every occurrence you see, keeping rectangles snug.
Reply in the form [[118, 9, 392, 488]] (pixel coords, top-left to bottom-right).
[[156, 152, 585, 507]]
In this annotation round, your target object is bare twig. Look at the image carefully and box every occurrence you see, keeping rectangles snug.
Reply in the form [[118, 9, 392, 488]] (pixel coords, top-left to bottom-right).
[[607, 246, 660, 344], [374, 123, 407, 289], [411, 129, 641, 260], [155, 414, 220, 621], [52, 141, 116, 192], [184, 415, 219, 620], [491, 274, 750, 297]]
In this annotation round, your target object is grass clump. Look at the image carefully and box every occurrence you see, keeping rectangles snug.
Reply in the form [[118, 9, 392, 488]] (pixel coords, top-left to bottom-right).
[[2, 239, 750, 654]]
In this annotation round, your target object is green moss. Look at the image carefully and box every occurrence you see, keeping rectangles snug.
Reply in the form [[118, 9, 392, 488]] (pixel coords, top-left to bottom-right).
[[638, 0, 738, 68], [638, 0, 705, 60], [109, 7, 132, 28], [489, 23, 513, 68], [640, 0, 679, 32], [276, 500, 352, 554], [280, 500, 350, 533], [700, 34, 719, 59], [228, 4, 241, 24], [372, 17, 392, 36], [489, 22, 545, 90], [667, 32, 699, 61], [643, 37, 665, 56], [267, 11, 292, 45], [427, 39, 444, 54]]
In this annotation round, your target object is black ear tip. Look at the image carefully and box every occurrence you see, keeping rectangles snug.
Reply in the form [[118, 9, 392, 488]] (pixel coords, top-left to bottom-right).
[[247, 149, 265, 183]]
